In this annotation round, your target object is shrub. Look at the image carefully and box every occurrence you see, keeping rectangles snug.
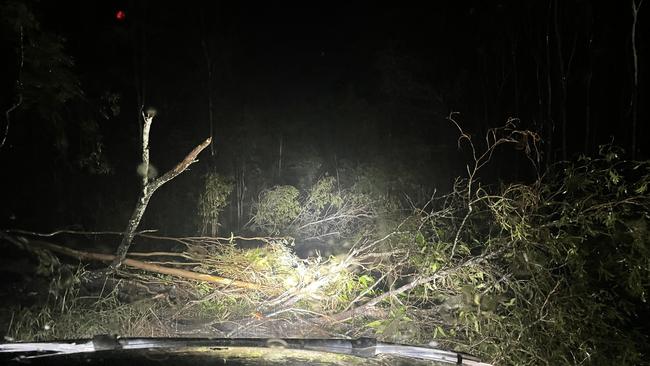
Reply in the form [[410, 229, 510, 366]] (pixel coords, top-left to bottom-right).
[[197, 173, 233, 236], [392, 147, 650, 365], [253, 185, 301, 235]]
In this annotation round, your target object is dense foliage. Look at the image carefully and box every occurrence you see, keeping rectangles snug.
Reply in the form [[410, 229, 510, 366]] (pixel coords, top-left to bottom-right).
[[1, 2, 648, 365], [229, 134, 650, 364], [375, 146, 650, 365], [197, 172, 234, 236], [4, 141, 649, 366]]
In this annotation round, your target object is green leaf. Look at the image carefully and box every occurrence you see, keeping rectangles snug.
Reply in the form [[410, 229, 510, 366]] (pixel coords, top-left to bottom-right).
[[434, 326, 447, 338], [430, 262, 439, 272], [416, 231, 426, 247], [358, 274, 374, 287], [608, 169, 621, 185]]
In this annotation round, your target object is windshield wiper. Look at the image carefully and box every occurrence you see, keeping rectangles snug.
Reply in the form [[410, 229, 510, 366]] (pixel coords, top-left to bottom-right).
[[0, 335, 492, 365]]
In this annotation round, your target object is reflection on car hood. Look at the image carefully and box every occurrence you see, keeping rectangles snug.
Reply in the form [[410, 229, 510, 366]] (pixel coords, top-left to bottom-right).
[[0, 335, 492, 365]]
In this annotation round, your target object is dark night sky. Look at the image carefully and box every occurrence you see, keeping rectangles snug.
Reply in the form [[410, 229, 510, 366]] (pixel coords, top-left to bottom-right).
[[1, 0, 648, 233], [30, 1, 644, 123]]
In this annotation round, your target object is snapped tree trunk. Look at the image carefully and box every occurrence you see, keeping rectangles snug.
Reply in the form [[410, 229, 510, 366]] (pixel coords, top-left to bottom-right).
[[111, 110, 212, 270], [113, 186, 155, 268]]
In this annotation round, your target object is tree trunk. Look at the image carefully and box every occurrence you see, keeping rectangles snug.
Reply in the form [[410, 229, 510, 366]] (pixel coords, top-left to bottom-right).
[[545, 0, 554, 164], [113, 187, 154, 267], [584, 32, 593, 155], [202, 38, 216, 158], [631, 0, 643, 159], [235, 159, 246, 229], [511, 38, 519, 116], [278, 134, 283, 180], [553, 0, 567, 161]]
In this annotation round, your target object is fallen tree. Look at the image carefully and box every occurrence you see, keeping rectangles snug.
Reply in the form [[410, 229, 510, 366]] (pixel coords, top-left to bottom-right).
[[30, 240, 270, 291]]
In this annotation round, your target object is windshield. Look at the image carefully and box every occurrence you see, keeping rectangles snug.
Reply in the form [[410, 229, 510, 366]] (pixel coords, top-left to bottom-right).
[[1, 2, 649, 366]]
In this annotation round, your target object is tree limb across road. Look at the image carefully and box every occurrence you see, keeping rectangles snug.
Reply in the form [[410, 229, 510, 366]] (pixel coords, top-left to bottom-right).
[[31, 239, 269, 291]]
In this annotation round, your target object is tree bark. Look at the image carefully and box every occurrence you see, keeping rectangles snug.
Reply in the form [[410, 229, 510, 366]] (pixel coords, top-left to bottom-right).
[[631, 0, 643, 159], [584, 33, 593, 154], [553, 0, 568, 160], [545, 0, 554, 164], [112, 187, 155, 268], [201, 37, 216, 158]]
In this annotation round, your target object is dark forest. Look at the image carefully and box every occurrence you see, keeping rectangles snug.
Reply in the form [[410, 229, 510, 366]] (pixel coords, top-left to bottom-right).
[[0, 1, 649, 365]]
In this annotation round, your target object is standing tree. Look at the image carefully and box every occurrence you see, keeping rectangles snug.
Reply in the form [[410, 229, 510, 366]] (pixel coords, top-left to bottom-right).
[[197, 172, 233, 236], [631, 0, 644, 159]]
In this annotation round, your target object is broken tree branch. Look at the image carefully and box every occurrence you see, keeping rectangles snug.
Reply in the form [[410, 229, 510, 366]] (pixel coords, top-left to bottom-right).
[[320, 255, 489, 324], [149, 136, 212, 192], [111, 110, 212, 270], [32, 240, 268, 291]]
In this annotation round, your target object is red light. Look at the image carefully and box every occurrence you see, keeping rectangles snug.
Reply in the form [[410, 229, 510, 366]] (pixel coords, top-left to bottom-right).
[[115, 10, 126, 21]]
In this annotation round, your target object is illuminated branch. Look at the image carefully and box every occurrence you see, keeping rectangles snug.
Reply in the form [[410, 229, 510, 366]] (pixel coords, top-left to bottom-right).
[[322, 252, 497, 324], [31, 240, 268, 291], [447, 113, 539, 258]]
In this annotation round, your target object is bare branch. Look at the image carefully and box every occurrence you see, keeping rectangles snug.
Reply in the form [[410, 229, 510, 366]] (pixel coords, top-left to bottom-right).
[[149, 137, 212, 192]]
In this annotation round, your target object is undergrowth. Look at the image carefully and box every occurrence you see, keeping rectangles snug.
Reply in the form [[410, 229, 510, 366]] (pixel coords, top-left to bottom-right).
[[3, 124, 649, 366]]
